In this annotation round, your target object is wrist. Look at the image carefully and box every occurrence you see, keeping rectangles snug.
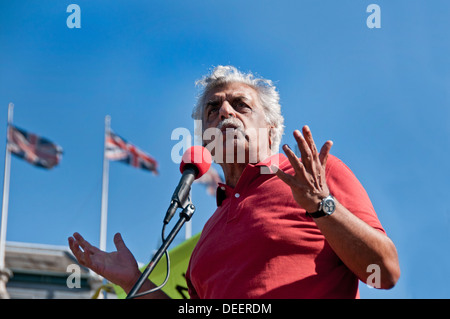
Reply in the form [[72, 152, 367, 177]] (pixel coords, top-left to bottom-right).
[[304, 193, 329, 213], [306, 194, 336, 219], [122, 269, 144, 294]]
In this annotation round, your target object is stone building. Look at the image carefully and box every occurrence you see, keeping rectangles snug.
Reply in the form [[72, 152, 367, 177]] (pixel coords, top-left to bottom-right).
[[1, 241, 115, 299]]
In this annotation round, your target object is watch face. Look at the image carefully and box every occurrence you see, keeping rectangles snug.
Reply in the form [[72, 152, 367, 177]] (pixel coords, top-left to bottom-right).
[[323, 198, 336, 214]]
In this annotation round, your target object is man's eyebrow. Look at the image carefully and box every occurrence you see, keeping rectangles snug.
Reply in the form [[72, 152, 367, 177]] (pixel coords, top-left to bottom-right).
[[231, 95, 252, 103], [205, 99, 221, 106], [204, 100, 221, 113], [204, 93, 253, 108]]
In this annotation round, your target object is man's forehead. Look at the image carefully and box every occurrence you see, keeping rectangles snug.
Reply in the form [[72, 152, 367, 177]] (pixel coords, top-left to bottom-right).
[[205, 83, 258, 101]]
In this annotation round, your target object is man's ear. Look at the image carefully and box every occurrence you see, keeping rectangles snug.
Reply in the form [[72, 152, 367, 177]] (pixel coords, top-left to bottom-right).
[[268, 125, 274, 148]]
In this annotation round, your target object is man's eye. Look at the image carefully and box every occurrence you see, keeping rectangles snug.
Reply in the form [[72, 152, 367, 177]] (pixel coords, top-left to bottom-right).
[[235, 101, 250, 110], [207, 106, 219, 117]]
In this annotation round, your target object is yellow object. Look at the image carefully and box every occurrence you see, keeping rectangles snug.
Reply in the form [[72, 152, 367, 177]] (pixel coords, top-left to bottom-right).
[[113, 233, 200, 299]]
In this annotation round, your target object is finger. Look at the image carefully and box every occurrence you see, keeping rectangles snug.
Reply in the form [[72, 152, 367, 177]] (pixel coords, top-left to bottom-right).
[[281, 144, 305, 176], [293, 129, 313, 170], [274, 166, 298, 188], [68, 236, 77, 254], [113, 233, 128, 251], [302, 125, 319, 160], [302, 126, 325, 187], [73, 232, 100, 254], [319, 140, 333, 167], [68, 237, 87, 265]]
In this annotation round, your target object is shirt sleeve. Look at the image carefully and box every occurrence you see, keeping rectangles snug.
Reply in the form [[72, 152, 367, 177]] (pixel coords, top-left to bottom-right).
[[325, 155, 386, 234]]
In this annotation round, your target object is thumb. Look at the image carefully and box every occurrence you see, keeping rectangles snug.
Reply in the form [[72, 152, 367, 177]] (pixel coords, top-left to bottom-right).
[[113, 232, 128, 251]]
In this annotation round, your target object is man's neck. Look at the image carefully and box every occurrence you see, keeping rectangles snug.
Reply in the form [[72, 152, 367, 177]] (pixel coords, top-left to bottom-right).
[[219, 150, 273, 188], [219, 162, 247, 188]]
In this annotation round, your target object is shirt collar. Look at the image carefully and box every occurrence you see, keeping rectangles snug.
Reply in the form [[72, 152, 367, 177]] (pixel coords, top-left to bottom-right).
[[215, 153, 289, 206]]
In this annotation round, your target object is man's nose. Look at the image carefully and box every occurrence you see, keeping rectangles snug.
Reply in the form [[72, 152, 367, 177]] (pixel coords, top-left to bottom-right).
[[219, 101, 236, 120]]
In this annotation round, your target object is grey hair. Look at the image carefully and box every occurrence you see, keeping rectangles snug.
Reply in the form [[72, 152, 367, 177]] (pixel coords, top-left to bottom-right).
[[192, 65, 285, 154]]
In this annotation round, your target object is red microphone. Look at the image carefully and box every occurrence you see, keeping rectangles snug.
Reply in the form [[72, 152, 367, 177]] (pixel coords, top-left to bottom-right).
[[164, 146, 212, 224], [180, 145, 212, 178]]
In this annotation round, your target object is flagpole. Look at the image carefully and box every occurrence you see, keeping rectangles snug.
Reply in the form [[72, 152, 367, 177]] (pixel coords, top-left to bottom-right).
[[0, 103, 14, 299], [99, 115, 111, 252], [0, 103, 14, 271], [97, 115, 111, 299]]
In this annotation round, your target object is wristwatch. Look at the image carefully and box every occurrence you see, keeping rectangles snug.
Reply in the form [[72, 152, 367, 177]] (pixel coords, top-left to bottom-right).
[[306, 195, 336, 219]]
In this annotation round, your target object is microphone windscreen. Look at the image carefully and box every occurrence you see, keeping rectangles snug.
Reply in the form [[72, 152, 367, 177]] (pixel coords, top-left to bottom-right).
[[180, 146, 212, 179]]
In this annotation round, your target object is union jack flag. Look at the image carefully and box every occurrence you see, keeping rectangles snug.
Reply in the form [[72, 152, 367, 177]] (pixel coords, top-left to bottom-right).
[[105, 130, 158, 174], [7, 125, 63, 169]]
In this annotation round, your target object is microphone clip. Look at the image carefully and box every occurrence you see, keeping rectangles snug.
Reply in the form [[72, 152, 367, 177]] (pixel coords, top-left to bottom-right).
[[163, 166, 197, 225], [164, 195, 193, 225]]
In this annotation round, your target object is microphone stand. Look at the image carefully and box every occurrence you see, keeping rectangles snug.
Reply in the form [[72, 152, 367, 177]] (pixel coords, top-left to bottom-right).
[[126, 202, 195, 299]]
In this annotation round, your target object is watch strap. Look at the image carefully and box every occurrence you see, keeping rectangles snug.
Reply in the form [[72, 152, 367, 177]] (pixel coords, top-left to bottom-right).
[[305, 210, 328, 219]]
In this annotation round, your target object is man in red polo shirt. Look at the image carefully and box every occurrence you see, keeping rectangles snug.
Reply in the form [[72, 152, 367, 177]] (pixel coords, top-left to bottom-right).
[[185, 153, 388, 298], [68, 65, 400, 298]]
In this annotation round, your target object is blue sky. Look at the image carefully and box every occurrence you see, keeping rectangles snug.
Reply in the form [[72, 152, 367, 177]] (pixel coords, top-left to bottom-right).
[[0, 1, 449, 298]]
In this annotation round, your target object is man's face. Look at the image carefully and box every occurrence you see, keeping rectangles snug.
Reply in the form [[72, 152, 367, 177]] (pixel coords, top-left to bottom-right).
[[201, 82, 272, 164]]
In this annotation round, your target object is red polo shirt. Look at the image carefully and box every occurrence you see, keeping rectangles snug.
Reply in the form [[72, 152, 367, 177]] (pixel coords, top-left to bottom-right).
[[185, 154, 385, 299]]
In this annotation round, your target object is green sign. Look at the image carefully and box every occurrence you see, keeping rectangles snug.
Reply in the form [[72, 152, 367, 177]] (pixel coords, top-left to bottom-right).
[[113, 233, 200, 299]]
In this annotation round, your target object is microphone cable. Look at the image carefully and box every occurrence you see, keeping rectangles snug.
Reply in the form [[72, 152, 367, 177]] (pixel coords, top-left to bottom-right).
[[126, 223, 171, 298]]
